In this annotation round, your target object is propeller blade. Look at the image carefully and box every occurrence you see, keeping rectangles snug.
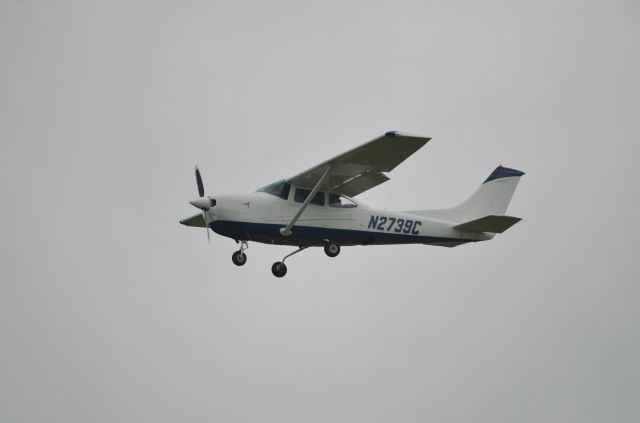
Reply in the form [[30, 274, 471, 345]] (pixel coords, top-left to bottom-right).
[[192, 165, 211, 243], [195, 165, 205, 197]]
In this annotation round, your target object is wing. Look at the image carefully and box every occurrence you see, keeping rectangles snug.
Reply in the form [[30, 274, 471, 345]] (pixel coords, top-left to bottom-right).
[[286, 131, 431, 196]]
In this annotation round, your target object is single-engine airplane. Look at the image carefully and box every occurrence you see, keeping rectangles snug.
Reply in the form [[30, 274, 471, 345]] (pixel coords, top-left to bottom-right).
[[181, 131, 524, 277]]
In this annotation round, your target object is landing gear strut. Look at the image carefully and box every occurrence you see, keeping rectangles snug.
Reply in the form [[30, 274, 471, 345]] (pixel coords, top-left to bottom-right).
[[271, 246, 308, 278], [323, 241, 340, 257], [232, 241, 248, 266]]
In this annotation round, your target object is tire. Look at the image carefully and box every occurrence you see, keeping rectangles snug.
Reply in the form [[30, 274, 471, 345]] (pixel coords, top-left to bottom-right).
[[271, 262, 287, 277], [324, 242, 340, 257], [232, 250, 247, 266]]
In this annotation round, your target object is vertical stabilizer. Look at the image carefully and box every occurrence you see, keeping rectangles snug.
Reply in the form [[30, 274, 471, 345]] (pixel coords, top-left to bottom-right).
[[453, 166, 524, 220], [407, 166, 524, 223]]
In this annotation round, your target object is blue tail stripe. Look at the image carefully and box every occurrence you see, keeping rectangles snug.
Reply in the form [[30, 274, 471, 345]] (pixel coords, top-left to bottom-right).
[[484, 166, 525, 183]]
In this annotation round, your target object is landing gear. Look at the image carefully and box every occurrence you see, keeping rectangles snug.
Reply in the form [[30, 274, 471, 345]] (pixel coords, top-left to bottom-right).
[[271, 246, 308, 278], [324, 241, 340, 257], [271, 262, 287, 277], [232, 241, 248, 266], [232, 251, 246, 266]]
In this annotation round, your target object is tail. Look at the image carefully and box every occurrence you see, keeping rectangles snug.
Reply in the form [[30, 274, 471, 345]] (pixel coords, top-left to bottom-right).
[[407, 166, 525, 232]]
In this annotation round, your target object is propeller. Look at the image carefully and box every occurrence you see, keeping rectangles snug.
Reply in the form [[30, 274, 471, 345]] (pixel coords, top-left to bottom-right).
[[191, 165, 215, 243], [195, 166, 205, 197]]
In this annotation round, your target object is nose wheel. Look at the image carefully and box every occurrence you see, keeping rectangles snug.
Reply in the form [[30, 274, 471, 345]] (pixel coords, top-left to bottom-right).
[[232, 241, 248, 266], [271, 262, 287, 277], [271, 246, 308, 278]]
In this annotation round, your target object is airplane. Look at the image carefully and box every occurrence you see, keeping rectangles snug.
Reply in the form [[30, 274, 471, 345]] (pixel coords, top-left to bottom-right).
[[180, 131, 524, 277]]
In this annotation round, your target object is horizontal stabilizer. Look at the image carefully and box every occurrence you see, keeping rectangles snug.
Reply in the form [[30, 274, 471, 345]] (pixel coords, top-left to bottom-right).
[[180, 214, 207, 228], [454, 215, 521, 233]]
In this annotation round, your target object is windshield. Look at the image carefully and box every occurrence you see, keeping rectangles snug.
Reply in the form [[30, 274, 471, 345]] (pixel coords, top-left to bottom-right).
[[256, 180, 291, 200]]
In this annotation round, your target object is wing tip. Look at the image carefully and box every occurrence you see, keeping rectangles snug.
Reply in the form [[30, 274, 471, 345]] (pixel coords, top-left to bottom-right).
[[385, 130, 431, 141]]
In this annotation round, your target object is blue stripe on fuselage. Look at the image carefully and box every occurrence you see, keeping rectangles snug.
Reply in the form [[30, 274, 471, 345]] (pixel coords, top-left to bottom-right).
[[210, 220, 471, 247]]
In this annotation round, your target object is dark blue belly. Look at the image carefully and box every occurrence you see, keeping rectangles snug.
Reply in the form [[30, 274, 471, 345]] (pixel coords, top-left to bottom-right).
[[211, 220, 468, 247]]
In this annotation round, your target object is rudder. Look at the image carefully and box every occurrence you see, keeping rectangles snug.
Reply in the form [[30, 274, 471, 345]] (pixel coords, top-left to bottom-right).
[[453, 166, 524, 220], [406, 166, 524, 223]]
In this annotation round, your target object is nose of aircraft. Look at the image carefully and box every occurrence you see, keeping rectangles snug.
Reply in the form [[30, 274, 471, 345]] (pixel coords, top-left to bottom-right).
[[189, 196, 216, 210]]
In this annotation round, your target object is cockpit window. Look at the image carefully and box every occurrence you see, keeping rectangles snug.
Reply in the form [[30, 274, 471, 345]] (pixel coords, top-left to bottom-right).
[[256, 180, 291, 200], [294, 188, 325, 206], [329, 193, 357, 208]]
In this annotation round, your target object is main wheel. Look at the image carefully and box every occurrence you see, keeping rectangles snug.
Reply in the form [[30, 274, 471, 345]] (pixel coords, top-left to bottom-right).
[[232, 250, 247, 266], [324, 242, 340, 257], [271, 262, 287, 277]]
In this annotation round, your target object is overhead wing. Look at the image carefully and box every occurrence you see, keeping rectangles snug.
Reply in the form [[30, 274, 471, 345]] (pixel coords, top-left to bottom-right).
[[287, 131, 431, 196]]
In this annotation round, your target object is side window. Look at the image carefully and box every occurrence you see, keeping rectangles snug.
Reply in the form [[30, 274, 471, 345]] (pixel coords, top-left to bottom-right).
[[294, 188, 325, 206], [277, 182, 291, 200], [329, 194, 357, 208]]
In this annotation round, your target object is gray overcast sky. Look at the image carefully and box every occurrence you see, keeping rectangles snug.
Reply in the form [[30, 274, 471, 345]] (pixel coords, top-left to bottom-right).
[[1, 1, 639, 422]]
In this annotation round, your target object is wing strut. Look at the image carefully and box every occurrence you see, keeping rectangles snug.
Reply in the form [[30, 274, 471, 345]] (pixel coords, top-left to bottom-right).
[[280, 166, 331, 237]]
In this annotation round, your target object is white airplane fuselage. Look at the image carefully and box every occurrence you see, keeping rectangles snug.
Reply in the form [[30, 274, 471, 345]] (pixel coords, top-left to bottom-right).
[[205, 188, 492, 248]]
